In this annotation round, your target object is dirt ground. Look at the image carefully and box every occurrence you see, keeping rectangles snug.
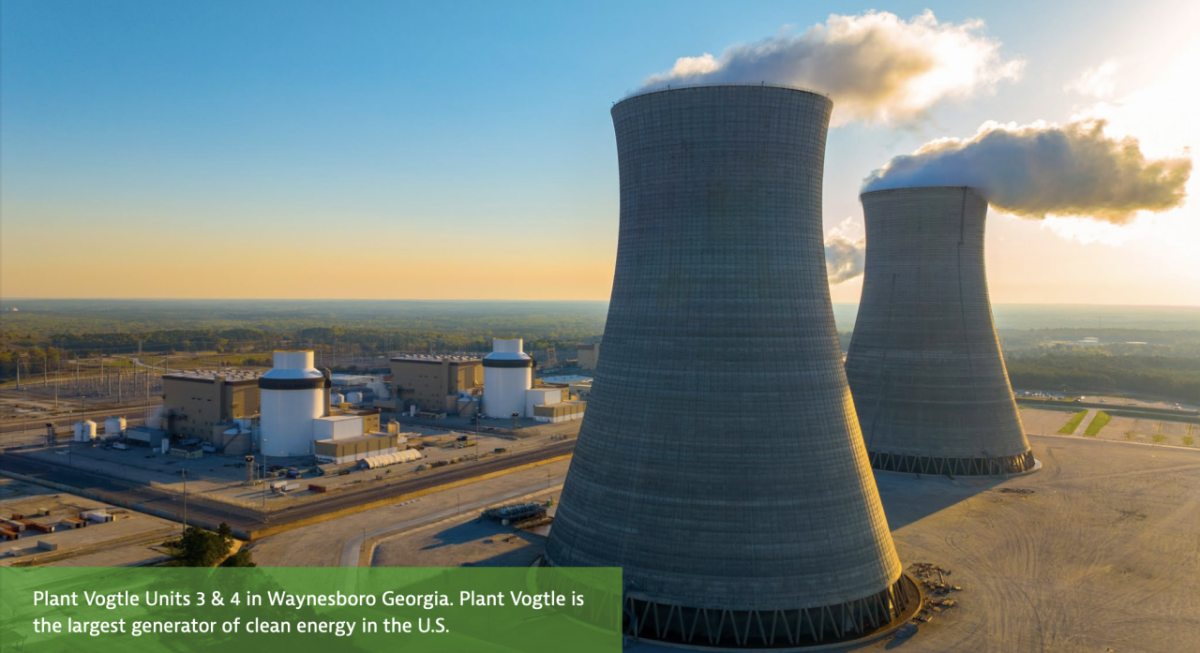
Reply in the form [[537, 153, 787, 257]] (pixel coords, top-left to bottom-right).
[[622, 434, 1200, 653], [365, 433, 1200, 652]]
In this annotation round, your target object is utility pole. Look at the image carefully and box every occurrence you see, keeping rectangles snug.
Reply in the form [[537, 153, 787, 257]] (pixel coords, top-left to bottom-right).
[[262, 438, 268, 508], [182, 468, 188, 533]]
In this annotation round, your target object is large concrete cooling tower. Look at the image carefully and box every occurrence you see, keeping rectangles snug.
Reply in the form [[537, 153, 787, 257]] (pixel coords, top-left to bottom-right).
[[845, 186, 1035, 476], [545, 85, 916, 649]]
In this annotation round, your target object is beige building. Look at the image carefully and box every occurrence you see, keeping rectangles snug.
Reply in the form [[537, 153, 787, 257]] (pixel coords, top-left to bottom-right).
[[314, 432, 400, 465], [389, 355, 482, 413], [162, 371, 261, 439], [577, 344, 600, 370], [533, 401, 587, 423]]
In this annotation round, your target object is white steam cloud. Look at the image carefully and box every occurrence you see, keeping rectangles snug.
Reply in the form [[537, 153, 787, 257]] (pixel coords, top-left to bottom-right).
[[642, 10, 1023, 126], [862, 120, 1193, 223], [824, 234, 866, 284]]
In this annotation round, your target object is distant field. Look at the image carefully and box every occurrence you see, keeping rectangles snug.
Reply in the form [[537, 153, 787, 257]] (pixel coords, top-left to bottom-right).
[[1022, 407, 1197, 447], [1058, 410, 1088, 435]]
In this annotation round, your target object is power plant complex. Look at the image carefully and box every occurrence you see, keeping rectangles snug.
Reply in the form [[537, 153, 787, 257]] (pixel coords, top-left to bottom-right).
[[845, 186, 1035, 476], [546, 85, 917, 648]]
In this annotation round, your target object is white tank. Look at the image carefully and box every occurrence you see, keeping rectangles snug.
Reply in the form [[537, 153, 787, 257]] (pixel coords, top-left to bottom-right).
[[104, 417, 126, 436], [74, 420, 97, 442], [346, 391, 363, 405], [483, 338, 533, 417], [258, 351, 325, 457], [330, 392, 345, 406]]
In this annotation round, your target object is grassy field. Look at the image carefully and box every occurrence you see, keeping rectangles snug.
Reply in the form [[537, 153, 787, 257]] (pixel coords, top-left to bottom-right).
[[1058, 410, 1089, 435], [1083, 411, 1112, 437]]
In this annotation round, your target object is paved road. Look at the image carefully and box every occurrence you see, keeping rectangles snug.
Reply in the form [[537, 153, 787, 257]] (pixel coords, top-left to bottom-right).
[[0, 439, 575, 538], [338, 478, 566, 567]]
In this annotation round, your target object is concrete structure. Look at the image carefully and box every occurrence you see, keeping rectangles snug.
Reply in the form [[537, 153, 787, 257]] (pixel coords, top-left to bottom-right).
[[125, 426, 167, 449], [524, 387, 562, 417], [576, 343, 600, 370], [532, 401, 585, 423], [161, 370, 261, 439], [389, 355, 482, 413], [546, 85, 912, 649], [845, 187, 1034, 476], [313, 414, 363, 441], [258, 351, 329, 457], [313, 432, 399, 465], [482, 339, 532, 417]]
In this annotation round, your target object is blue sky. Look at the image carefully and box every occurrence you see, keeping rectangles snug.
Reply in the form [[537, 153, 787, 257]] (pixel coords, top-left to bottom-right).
[[3, 1, 1197, 303]]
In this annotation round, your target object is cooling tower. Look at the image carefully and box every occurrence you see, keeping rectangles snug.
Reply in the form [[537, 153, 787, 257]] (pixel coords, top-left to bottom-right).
[[845, 186, 1035, 476], [545, 85, 915, 649]]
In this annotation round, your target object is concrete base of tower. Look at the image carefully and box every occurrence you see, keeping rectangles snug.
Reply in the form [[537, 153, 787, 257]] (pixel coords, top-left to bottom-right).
[[618, 574, 922, 651], [868, 450, 1038, 477]]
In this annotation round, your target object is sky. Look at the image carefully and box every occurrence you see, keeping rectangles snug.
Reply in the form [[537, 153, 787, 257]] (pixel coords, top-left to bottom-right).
[[2, 0, 1198, 305]]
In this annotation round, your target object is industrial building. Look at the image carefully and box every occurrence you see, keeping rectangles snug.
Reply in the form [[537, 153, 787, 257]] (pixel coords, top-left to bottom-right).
[[845, 186, 1035, 476], [479, 339, 584, 420], [388, 355, 482, 414], [576, 343, 599, 370], [546, 85, 914, 649], [258, 351, 330, 457], [161, 370, 261, 439], [314, 432, 402, 465], [482, 339, 533, 417]]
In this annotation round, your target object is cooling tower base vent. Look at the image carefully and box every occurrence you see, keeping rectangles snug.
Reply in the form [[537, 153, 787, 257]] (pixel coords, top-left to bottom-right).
[[870, 450, 1036, 477], [624, 575, 920, 650]]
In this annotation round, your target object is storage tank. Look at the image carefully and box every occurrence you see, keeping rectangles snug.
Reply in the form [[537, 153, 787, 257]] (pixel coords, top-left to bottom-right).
[[329, 392, 345, 406], [74, 420, 97, 442], [545, 85, 914, 649], [845, 186, 1035, 475], [104, 417, 126, 436], [258, 351, 326, 457], [345, 391, 363, 405], [482, 339, 532, 417]]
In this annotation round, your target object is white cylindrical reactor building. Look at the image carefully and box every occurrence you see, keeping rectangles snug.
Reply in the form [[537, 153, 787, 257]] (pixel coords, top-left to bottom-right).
[[483, 339, 532, 417], [258, 351, 327, 457]]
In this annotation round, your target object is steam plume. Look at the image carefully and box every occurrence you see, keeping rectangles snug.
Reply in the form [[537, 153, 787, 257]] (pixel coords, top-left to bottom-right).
[[642, 10, 1023, 126], [825, 235, 866, 284], [862, 120, 1192, 223]]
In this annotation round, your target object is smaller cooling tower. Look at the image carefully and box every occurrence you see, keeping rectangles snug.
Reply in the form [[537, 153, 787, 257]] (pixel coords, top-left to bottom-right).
[[483, 339, 532, 417], [845, 186, 1034, 476], [258, 351, 327, 457]]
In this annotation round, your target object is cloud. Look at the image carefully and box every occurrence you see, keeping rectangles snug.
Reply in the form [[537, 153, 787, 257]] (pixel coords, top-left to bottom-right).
[[825, 234, 866, 284], [861, 119, 1192, 223], [1065, 60, 1119, 99], [824, 217, 866, 284], [641, 10, 1024, 126]]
